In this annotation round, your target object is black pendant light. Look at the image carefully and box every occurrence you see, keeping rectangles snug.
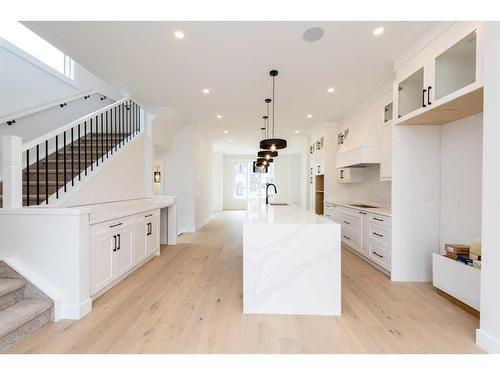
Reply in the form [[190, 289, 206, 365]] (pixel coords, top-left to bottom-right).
[[253, 161, 268, 173], [260, 70, 287, 151], [258, 120, 277, 160]]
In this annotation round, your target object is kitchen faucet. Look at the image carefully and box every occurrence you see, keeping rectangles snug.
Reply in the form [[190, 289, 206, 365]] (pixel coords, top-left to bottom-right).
[[266, 183, 277, 205]]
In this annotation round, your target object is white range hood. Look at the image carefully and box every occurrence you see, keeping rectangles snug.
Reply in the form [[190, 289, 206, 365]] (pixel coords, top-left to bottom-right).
[[335, 99, 382, 168]]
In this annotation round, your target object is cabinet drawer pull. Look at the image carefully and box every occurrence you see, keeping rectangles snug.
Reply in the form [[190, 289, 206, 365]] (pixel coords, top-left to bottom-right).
[[373, 232, 384, 238], [372, 217, 384, 222], [422, 88, 427, 108], [343, 220, 350, 225], [372, 251, 383, 258], [343, 235, 350, 240], [113, 235, 117, 252], [359, 211, 367, 215], [109, 222, 123, 228], [117, 234, 121, 250], [145, 214, 153, 218], [427, 86, 432, 105]]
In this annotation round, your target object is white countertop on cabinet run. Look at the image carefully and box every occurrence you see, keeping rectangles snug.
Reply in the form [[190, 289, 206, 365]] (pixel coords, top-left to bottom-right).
[[243, 199, 341, 316], [326, 201, 391, 217], [71, 196, 176, 224]]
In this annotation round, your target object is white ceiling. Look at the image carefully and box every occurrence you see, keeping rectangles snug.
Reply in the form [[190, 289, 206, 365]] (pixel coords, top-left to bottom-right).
[[24, 21, 436, 153]]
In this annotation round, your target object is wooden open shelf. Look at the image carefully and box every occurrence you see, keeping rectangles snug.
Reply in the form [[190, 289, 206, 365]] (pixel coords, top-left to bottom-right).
[[400, 87, 483, 126], [315, 175, 324, 215]]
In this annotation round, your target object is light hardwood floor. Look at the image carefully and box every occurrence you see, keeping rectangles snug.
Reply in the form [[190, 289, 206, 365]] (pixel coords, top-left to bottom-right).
[[9, 211, 483, 353]]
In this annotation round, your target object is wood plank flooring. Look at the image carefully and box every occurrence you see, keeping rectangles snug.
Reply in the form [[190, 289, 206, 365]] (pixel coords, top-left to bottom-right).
[[8, 211, 483, 353]]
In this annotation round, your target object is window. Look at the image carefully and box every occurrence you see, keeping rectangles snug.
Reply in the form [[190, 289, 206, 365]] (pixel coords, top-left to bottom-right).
[[233, 162, 274, 199], [0, 21, 75, 79]]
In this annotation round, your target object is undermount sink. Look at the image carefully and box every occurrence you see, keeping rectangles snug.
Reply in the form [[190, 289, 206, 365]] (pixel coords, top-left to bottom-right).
[[350, 204, 379, 208], [270, 203, 289, 206]]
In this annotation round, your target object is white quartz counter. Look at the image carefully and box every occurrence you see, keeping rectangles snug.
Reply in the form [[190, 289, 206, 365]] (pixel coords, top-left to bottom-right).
[[71, 196, 176, 225], [327, 201, 391, 217], [243, 200, 341, 316], [245, 199, 332, 224]]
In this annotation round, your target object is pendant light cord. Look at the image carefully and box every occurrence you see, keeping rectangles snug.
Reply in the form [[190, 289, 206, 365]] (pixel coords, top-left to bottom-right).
[[272, 75, 275, 138]]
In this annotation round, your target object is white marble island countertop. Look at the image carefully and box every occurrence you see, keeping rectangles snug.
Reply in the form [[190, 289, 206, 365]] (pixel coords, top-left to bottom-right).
[[243, 200, 341, 316]]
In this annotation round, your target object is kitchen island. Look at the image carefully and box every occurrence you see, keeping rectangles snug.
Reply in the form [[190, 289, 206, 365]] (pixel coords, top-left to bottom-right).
[[243, 199, 341, 316]]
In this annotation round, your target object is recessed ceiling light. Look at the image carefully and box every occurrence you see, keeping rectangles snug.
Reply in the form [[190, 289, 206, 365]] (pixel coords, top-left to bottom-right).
[[327, 87, 335, 93], [217, 114, 222, 119], [202, 88, 210, 94], [224, 130, 229, 134], [303, 27, 324, 43], [307, 114, 313, 119], [372, 27, 384, 36], [174, 30, 185, 39], [295, 130, 300, 134]]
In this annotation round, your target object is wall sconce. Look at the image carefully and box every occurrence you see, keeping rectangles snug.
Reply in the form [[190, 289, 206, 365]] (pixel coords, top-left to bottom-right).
[[153, 165, 161, 183]]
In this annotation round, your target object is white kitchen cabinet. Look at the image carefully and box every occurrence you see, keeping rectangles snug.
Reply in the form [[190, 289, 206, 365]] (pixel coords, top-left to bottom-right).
[[146, 213, 160, 256], [90, 209, 161, 298], [324, 204, 392, 273], [337, 168, 364, 183], [380, 123, 392, 181], [114, 226, 134, 276], [90, 234, 114, 296], [394, 22, 483, 126]]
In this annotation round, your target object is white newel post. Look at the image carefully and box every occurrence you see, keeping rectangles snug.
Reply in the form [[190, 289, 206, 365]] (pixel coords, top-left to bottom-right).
[[2, 135, 23, 208]]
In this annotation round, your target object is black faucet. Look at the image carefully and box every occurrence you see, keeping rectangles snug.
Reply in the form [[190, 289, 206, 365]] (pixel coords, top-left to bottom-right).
[[266, 183, 277, 205]]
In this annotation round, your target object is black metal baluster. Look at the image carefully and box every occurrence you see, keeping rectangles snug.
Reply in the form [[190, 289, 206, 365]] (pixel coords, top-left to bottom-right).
[[113, 106, 117, 153], [78, 124, 81, 181], [84, 121, 87, 175], [64, 131, 67, 192], [55, 136, 58, 198], [100, 113, 104, 162], [106, 110, 109, 158], [119, 104, 122, 148], [128, 101, 131, 140], [90, 118, 93, 170], [26, 149, 30, 206], [71, 127, 74, 186], [36, 144, 40, 205], [45, 139, 48, 204], [96, 115, 99, 167]]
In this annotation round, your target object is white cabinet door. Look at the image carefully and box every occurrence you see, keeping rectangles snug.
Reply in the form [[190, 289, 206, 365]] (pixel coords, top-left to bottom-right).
[[146, 215, 160, 256], [134, 220, 147, 264], [90, 234, 114, 296], [359, 211, 369, 257], [380, 124, 392, 181], [115, 227, 134, 276]]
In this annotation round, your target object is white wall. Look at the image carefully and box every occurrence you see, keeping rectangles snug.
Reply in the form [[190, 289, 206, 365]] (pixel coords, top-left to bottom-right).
[[150, 106, 186, 152], [0, 38, 121, 119], [164, 125, 213, 233], [62, 133, 149, 207], [440, 113, 482, 251], [195, 133, 213, 230], [212, 152, 223, 211], [477, 22, 500, 354], [392, 125, 442, 281]]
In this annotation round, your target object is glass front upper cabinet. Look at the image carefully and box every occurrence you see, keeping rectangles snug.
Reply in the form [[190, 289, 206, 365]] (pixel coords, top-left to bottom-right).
[[397, 68, 424, 118], [434, 30, 477, 101]]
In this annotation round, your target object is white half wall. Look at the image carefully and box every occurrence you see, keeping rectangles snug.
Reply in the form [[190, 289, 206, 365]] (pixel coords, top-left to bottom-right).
[[62, 133, 149, 207]]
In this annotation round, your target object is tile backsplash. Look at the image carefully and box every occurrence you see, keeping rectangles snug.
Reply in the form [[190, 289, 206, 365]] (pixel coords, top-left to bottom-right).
[[347, 165, 391, 207]]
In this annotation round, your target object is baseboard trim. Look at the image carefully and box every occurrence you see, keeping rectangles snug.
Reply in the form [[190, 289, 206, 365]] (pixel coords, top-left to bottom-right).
[[476, 329, 500, 353], [62, 298, 92, 320]]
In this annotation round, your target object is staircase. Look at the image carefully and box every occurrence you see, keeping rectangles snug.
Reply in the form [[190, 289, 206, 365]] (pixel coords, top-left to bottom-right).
[[0, 261, 54, 352], [0, 98, 141, 208]]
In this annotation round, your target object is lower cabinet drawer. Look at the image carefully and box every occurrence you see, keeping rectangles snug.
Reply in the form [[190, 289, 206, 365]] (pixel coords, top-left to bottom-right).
[[368, 242, 390, 270], [368, 223, 390, 245], [341, 226, 361, 252]]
